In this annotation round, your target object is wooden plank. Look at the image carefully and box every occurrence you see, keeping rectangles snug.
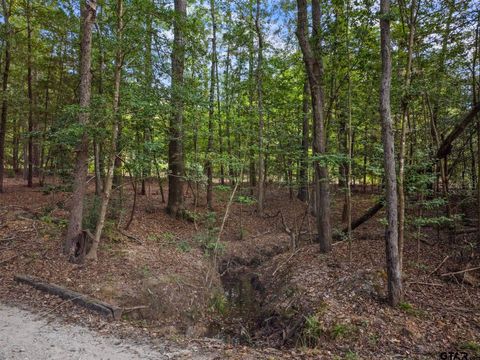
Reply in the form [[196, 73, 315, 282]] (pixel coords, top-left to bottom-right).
[[14, 274, 122, 320]]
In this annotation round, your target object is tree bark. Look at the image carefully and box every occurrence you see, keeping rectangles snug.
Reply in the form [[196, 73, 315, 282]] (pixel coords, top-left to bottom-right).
[[255, 0, 265, 215], [0, 0, 12, 193], [297, 80, 309, 202], [64, 0, 97, 255], [380, 0, 403, 306], [397, 0, 418, 272], [26, 0, 33, 187], [206, 0, 217, 210], [167, 0, 186, 216], [86, 0, 123, 261], [296, 0, 332, 252]]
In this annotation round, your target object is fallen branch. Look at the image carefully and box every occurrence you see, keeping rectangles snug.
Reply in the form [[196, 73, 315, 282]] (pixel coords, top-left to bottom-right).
[[441, 266, 480, 277], [272, 248, 302, 277], [334, 199, 384, 240], [119, 230, 142, 244], [429, 255, 449, 276], [407, 281, 444, 287], [14, 274, 122, 320], [437, 103, 480, 159]]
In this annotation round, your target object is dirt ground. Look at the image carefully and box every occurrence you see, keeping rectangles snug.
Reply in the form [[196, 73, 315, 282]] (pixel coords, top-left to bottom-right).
[[1, 176, 479, 359]]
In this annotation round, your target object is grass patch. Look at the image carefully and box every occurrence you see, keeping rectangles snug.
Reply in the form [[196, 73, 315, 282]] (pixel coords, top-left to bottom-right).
[[459, 341, 480, 355], [399, 302, 425, 317]]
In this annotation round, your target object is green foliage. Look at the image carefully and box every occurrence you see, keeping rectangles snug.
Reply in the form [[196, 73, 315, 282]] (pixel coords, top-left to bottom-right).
[[140, 265, 151, 277], [331, 323, 357, 340], [177, 240, 192, 253], [214, 184, 230, 192], [459, 341, 480, 355], [301, 314, 323, 347], [331, 323, 349, 339], [194, 212, 224, 255], [236, 195, 257, 205], [209, 292, 228, 315], [343, 351, 359, 360], [398, 302, 425, 317], [82, 195, 102, 232], [162, 232, 177, 243]]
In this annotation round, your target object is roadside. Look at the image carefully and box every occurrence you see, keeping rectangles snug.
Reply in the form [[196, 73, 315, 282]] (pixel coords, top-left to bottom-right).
[[0, 303, 216, 360]]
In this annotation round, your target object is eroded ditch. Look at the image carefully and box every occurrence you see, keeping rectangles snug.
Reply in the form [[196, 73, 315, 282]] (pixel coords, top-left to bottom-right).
[[208, 243, 305, 348]]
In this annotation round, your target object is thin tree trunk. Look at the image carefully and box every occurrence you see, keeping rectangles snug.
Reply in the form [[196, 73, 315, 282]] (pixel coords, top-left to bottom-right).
[[380, 0, 403, 306], [224, 43, 234, 185], [0, 0, 13, 193], [345, 0, 353, 260], [474, 12, 480, 245], [206, 0, 217, 210], [167, 0, 187, 216], [296, 0, 332, 252], [297, 80, 309, 201], [64, 0, 97, 255], [94, 18, 105, 195], [255, 0, 265, 215], [397, 0, 418, 272], [86, 0, 123, 261], [27, 0, 33, 187]]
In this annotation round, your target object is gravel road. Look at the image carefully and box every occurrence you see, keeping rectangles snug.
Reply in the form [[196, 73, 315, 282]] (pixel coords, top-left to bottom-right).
[[0, 303, 217, 360]]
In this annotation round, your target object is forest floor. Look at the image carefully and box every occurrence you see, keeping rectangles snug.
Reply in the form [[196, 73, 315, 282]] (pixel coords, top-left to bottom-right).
[[0, 176, 479, 359]]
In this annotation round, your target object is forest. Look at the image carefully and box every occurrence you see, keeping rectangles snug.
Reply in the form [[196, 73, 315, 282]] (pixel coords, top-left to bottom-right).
[[0, 0, 479, 359]]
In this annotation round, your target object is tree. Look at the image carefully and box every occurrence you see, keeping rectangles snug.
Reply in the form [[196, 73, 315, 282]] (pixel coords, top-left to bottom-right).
[[86, 0, 123, 261], [255, 0, 265, 215], [206, 0, 217, 210], [397, 0, 419, 271], [167, 0, 187, 216], [0, 0, 13, 193], [379, 0, 403, 306], [297, 79, 309, 202], [64, 0, 97, 255], [296, 0, 332, 253]]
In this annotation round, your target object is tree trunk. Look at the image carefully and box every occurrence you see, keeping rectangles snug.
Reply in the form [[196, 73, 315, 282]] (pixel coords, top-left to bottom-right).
[[380, 0, 403, 306], [0, 0, 12, 193], [297, 80, 309, 202], [64, 0, 97, 255], [26, 0, 33, 187], [86, 0, 123, 261], [296, 0, 332, 253], [474, 12, 480, 246], [397, 0, 418, 272], [167, 0, 186, 216], [206, 0, 217, 210], [255, 0, 265, 215]]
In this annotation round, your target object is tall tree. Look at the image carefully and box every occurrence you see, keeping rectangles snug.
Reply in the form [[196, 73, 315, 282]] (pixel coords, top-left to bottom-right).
[[297, 79, 309, 202], [0, 0, 13, 193], [380, 0, 403, 306], [86, 0, 123, 261], [167, 0, 187, 216], [26, 0, 33, 187], [296, 0, 332, 252], [206, 0, 217, 210], [255, 0, 265, 215], [64, 0, 97, 255], [397, 0, 419, 271]]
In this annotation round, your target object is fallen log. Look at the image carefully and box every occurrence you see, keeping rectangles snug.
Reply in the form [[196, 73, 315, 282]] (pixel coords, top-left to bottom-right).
[[14, 274, 122, 320], [334, 199, 384, 240]]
